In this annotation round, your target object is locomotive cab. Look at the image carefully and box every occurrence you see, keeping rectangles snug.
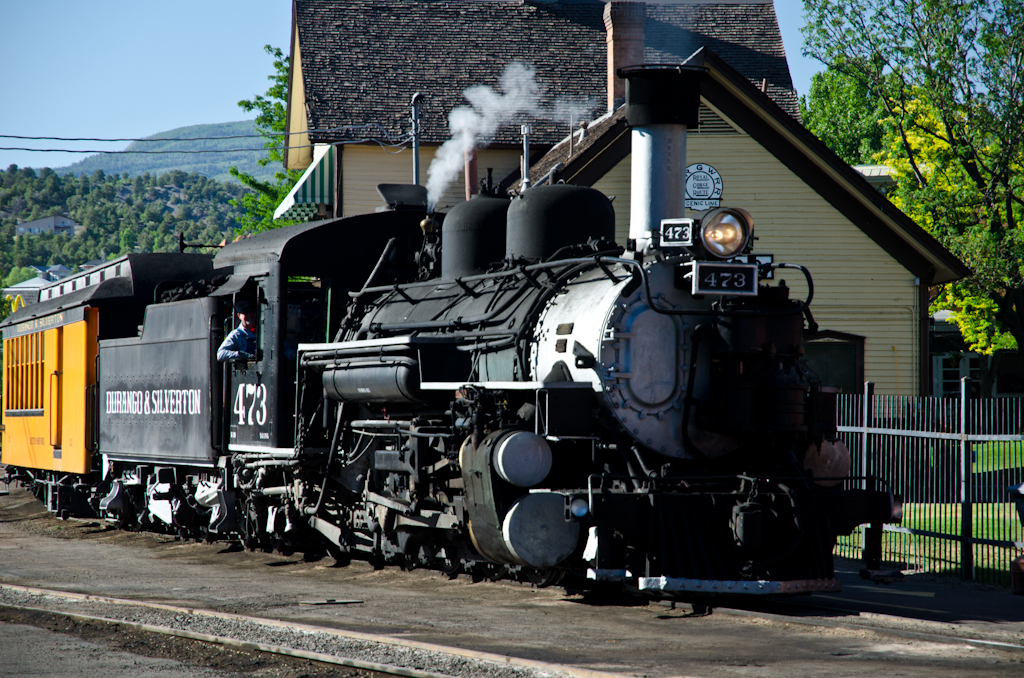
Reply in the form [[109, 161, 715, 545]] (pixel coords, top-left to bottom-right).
[[211, 211, 426, 455]]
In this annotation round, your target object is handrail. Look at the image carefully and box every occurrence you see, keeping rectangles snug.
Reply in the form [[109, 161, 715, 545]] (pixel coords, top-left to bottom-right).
[[49, 370, 62, 448]]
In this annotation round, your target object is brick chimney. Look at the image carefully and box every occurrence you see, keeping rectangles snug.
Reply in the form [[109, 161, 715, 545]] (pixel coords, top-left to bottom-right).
[[604, 2, 646, 112]]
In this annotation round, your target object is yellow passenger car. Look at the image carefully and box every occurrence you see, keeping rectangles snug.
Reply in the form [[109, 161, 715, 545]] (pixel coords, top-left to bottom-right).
[[2, 307, 99, 476]]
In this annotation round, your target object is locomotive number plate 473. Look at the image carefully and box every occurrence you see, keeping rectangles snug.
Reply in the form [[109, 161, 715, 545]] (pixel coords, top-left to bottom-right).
[[659, 218, 694, 247], [692, 262, 758, 296]]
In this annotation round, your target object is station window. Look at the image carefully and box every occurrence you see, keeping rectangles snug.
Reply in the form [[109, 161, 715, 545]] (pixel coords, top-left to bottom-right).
[[804, 331, 865, 394], [3, 332, 45, 413]]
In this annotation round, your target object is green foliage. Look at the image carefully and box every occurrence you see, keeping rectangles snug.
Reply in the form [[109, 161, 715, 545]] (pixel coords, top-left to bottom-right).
[[1, 268, 27, 355], [923, 211, 1023, 352], [0, 165, 247, 283], [228, 170, 301, 234], [53, 121, 278, 184], [3, 266, 38, 289], [802, 0, 1024, 353], [119, 222, 138, 255], [799, 63, 888, 164], [934, 288, 1017, 354], [229, 45, 303, 234]]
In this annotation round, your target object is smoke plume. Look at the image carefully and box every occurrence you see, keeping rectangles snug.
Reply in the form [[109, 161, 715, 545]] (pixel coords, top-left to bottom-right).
[[425, 62, 594, 212]]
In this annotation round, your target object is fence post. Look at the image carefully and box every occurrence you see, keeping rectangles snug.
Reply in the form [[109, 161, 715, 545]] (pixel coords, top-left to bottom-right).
[[860, 382, 874, 555], [959, 376, 974, 580]]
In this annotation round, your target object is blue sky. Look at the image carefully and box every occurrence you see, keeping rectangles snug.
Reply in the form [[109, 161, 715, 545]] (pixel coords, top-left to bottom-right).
[[775, 0, 822, 98], [0, 0, 821, 172], [0, 1, 293, 170]]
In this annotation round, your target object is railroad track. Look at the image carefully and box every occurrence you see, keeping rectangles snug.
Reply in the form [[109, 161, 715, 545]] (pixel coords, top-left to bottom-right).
[[0, 584, 642, 678]]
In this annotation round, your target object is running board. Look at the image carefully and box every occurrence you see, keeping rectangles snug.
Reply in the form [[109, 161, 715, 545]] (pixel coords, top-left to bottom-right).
[[639, 577, 841, 595]]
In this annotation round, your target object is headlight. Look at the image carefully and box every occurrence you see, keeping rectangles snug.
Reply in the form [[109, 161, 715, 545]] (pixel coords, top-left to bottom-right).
[[699, 208, 753, 259]]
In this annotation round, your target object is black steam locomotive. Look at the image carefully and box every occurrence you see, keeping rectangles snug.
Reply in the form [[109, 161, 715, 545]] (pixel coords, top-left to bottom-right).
[[1, 67, 894, 596]]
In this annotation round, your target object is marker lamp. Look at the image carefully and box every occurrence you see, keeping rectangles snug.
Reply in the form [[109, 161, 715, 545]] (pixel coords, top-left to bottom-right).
[[569, 497, 590, 519]]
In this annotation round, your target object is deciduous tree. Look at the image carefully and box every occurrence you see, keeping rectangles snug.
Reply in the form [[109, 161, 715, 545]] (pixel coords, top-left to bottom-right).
[[800, 63, 888, 165], [3, 266, 37, 289], [229, 45, 303, 233], [802, 0, 1024, 361]]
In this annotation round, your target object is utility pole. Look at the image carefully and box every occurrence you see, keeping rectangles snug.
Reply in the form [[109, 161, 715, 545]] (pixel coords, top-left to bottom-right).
[[411, 92, 423, 185]]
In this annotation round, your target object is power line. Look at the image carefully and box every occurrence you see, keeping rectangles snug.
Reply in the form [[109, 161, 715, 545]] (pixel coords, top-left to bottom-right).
[[0, 136, 412, 156], [0, 123, 409, 145], [2, 146, 267, 154], [2, 133, 266, 142]]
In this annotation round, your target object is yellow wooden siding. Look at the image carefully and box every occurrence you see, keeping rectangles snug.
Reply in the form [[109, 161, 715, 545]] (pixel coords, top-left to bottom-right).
[[341, 145, 521, 216], [1, 310, 98, 474], [595, 135, 920, 395], [592, 160, 632, 244]]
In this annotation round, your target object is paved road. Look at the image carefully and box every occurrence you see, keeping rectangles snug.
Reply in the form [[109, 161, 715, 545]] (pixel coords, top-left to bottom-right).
[[1, 487, 1022, 677]]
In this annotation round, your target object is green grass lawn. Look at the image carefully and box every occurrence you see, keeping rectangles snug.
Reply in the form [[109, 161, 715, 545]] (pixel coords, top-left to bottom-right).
[[972, 441, 1024, 472], [898, 501, 1022, 540], [833, 423, 1023, 585], [835, 501, 1024, 585]]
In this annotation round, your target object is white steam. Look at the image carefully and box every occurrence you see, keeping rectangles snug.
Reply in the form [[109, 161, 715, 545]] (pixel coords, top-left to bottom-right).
[[425, 62, 594, 212]]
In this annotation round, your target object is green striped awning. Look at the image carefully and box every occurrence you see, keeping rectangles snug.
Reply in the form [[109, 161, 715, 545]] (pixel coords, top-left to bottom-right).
[[274, 144, 335, 221]]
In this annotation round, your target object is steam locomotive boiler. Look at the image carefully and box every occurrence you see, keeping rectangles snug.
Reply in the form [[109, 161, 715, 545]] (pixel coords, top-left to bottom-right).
[[0, 66, 895, 597]]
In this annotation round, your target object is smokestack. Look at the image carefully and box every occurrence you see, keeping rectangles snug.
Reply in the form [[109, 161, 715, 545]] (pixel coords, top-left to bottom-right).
[[411, 92, 422, 185], [464, 147, 478, 201], [521, 124, 532, 190], [604, 2, 646, 112], [620, 65, 705, 250]]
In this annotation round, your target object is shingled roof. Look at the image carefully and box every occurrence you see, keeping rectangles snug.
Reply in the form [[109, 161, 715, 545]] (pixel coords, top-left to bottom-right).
[[645, 3, 798, 117], [290, 0, 799, 149]]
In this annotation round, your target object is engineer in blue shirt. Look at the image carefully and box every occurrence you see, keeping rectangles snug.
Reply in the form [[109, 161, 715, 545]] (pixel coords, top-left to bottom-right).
[[217, 298, 258, 361]]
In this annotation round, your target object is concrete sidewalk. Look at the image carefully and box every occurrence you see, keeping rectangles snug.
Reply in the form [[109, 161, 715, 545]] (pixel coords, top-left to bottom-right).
[[821, 559, 1024, 625], [722, 558, 1024, 649]]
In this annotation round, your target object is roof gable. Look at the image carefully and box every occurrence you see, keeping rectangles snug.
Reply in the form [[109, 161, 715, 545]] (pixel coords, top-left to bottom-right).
[[516, 48, 969, 285]]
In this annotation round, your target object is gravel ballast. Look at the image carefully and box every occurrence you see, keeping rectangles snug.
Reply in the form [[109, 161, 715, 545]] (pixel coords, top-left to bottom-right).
[[0, 586, 581, 678]]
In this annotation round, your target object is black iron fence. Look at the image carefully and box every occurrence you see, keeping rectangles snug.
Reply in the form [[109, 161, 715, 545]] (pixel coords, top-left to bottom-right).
[[834, 379, 1024, 585]]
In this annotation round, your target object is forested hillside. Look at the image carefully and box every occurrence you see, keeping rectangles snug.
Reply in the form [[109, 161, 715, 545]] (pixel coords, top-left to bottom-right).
[[0, 164, 247, 288], [52, 121, 277, 184]]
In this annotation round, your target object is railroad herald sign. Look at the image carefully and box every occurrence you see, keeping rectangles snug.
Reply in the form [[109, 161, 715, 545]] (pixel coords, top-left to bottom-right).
[[2, 307, 87, 339], [685, 163, 723, 210], [105, 388, 204, 416]]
